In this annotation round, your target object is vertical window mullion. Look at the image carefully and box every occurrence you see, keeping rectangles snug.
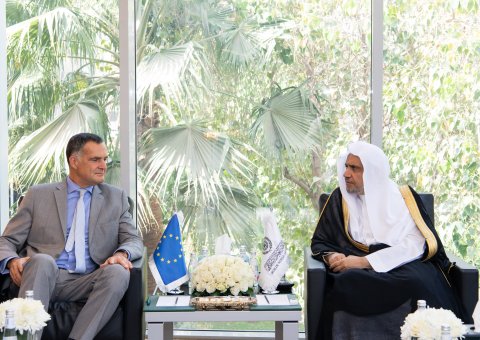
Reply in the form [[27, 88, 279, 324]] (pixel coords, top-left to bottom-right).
[[119, 0, 137, 226], [0, 1, 9, 231], [371, 0, 384, 148]]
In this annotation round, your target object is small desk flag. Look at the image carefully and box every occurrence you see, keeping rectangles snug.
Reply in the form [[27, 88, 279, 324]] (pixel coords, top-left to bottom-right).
[[258, 209, 289, 291], [148, 212, 188, 293]]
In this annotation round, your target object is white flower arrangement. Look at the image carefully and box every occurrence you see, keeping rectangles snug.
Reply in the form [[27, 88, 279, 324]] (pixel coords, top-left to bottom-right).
[[191, 255, 255, 296], [401, 307, 466, 339], [0, 298, 51, 334]]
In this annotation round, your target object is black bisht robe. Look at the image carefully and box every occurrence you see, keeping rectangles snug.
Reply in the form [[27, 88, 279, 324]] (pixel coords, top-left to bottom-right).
[[311, 186, 471, 338]]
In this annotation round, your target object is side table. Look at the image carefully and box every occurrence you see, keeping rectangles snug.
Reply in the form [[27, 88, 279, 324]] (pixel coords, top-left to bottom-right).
[[144, 294, 302, 340]]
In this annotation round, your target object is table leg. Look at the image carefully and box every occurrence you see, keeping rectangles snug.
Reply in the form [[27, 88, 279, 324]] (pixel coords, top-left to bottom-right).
[[275, 320, 298, 340], [164, 322, 173, 339], [147, 321, 174, 340], [275, 321, 283, 340]]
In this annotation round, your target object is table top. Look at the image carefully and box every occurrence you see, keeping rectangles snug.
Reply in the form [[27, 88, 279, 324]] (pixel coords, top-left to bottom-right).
[[144, 294, 302, 313]]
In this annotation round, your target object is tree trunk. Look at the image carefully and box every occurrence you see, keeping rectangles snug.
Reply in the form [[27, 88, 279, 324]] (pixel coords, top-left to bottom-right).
[[140, 197, 164, 294]]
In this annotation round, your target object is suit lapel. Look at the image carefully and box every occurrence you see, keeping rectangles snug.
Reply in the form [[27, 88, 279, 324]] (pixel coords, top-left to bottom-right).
[[89, 185, 104, 240], [54, 182, 68, 237]]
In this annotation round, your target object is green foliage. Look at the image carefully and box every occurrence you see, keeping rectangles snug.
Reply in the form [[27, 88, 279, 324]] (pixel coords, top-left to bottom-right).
[[7, 0, 480, 331], [383, 0, 480, 267], [251, 85, 321, 155], [9, 101, 109, 191], [191, 287, 254, 297]]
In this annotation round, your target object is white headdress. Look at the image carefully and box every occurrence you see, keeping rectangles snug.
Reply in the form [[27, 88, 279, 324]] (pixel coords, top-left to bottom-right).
[[337, 141, 424, 272]]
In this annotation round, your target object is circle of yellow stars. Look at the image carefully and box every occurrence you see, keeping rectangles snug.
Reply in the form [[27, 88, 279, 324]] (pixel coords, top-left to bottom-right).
[[155, 233, 184, 264]]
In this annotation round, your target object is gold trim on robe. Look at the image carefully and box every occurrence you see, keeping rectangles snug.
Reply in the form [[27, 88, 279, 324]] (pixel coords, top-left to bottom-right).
[[319, 191, 334, 220], [399, 185, 438, 261], [311, 191, 336, 257], [342, 198, 369, 253]]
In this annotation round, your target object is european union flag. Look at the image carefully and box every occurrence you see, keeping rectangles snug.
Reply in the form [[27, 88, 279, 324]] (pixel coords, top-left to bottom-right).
[[148, 212, 188, 293]]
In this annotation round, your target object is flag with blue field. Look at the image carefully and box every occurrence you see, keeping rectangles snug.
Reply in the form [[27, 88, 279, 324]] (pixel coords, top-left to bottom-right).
[[148, 212, 188, 292]]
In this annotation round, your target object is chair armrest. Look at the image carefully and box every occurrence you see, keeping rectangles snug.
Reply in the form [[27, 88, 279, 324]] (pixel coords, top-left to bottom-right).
[[447, 251, 478, 319], [123, 247, 147, 340], [131, 248, 146, 269], [0, 274, 15, 303], [304, 247, 327, 340]]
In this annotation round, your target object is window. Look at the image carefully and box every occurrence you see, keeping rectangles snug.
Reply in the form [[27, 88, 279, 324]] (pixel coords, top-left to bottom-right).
[[6, 0, 121, 208], [7, 0, 478, 337], [383, 0, 480, 263], [135, 0, 370, 333]]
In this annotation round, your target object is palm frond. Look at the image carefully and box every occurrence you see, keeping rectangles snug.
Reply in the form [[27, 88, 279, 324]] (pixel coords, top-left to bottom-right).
[[251, 86, 321, 154], [104, 139, 120, 187], [187, 0, 235, 34], [9, 101, 109, 190], [141, 120, 254, 204], [6, 0, 74, 24], [7, 7, 95, 71], [5, 0, 30, 24], [180, 184, 261, 251], [136, 42, 209, 110], [7, 66, 56, 123], [136, 169, 162, 233], [218, 17, 294, 68]]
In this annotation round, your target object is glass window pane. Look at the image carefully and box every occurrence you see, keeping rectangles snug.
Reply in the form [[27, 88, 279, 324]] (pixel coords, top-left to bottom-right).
[[7, 0, 120, 207], [384, 1, 480, 261], [135, 0, 370, 332]]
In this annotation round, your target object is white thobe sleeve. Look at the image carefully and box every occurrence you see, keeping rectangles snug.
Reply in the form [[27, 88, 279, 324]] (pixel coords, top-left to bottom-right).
[[365, 231, 425, 273]]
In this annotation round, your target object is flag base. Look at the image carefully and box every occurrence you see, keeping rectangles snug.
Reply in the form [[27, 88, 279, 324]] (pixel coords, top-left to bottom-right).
[[167, 287, 184, 295]]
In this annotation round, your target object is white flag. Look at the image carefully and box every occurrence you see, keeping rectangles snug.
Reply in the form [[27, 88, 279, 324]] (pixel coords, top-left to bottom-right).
[[258, 209, 289, 291]]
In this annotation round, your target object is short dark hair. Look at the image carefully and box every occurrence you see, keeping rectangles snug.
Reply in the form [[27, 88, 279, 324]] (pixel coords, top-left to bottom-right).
[[66, 133, 104, 165]]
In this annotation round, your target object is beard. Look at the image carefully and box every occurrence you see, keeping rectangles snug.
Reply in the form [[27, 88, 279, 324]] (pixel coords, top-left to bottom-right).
[[346, 185, 364, 195]]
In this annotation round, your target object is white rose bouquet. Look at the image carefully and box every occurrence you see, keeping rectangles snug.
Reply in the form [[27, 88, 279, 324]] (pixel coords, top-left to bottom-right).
[[191, 255, 255, 296], [400, 307, 465, 339], [0, 298, 51, 334]]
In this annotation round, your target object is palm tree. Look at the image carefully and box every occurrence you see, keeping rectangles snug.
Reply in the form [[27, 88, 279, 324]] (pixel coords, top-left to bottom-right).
[[6, 0, 323, 250]]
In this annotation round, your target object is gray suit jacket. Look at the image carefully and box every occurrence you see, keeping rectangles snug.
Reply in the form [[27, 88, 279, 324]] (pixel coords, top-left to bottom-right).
[[0, 180, 143, 265]]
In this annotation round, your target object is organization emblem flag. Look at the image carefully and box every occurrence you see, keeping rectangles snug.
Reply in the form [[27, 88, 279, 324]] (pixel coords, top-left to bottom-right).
[[258, 209, 289, 292]]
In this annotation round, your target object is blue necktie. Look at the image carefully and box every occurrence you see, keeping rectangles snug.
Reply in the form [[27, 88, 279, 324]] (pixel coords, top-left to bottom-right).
[[65, 189, 86, 273]]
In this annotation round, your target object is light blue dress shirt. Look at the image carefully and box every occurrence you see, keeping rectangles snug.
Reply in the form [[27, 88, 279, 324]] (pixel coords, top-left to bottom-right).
[[56, 177, 97, 273]]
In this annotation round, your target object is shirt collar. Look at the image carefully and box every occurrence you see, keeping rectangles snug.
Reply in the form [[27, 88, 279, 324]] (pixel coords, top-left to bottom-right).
[[67, 177, 94, 195]]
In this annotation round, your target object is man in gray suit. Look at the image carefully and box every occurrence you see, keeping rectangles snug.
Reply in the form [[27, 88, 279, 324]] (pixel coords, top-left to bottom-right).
[[0, 133, 144, 340]]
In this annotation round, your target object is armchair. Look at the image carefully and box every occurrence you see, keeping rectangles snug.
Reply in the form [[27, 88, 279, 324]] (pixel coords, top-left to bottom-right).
[[304, 193, 479, 340], [42, 247, 147, 340], [0, 248, 146, 340], [0, 196, 147, 340]]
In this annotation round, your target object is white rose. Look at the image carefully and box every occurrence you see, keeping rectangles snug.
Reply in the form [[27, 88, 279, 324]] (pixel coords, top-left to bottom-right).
[[230, 286, 240, 296], [226, 278, 236, 287], [206, 284, 216, 294], [232, 272, 242, 282], [239, 282, 249, 292]]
